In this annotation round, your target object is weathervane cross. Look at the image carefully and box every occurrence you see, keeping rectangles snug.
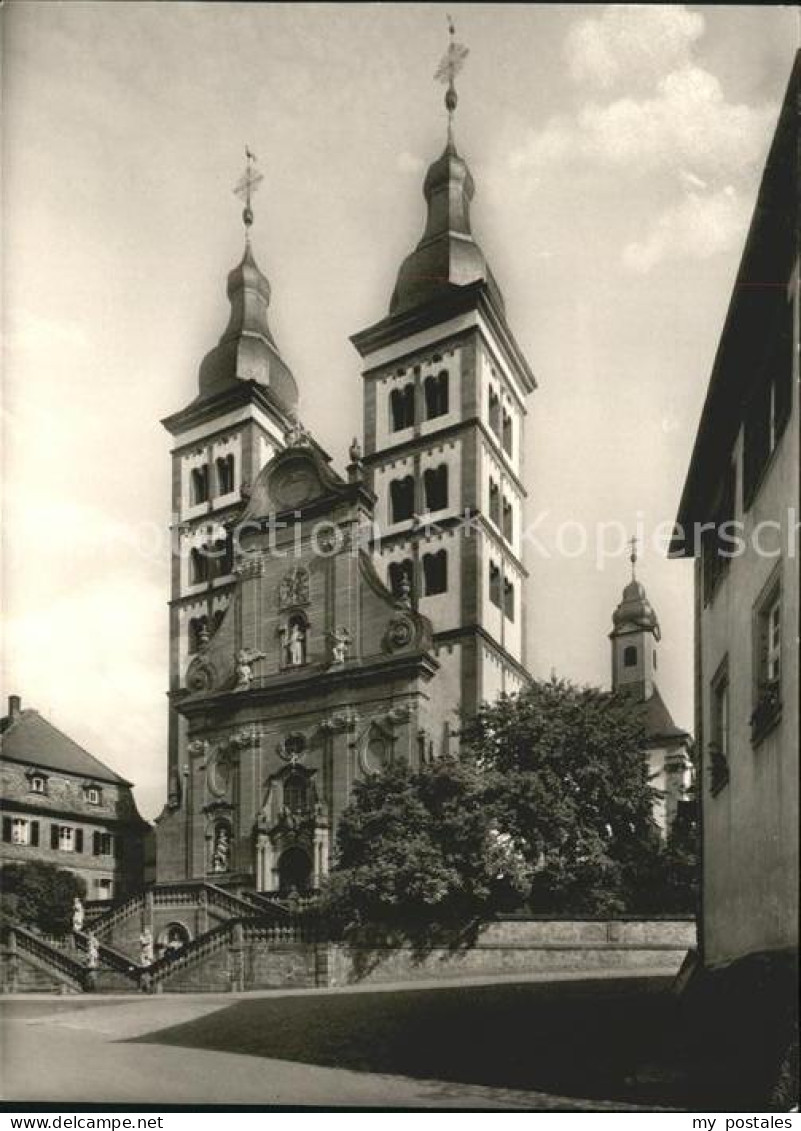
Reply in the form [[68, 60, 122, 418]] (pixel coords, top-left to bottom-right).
[[628, 535, 639, 579], [434, 14, 469, 134], [233, 146, 264, 233]]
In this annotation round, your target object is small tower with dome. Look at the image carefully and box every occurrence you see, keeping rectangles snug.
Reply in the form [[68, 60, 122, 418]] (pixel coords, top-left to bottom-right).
[[610, 540, 694, 837]]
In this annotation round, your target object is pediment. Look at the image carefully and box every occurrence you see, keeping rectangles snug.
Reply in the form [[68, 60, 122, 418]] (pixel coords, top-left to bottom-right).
[[242, 445, 348, 522]]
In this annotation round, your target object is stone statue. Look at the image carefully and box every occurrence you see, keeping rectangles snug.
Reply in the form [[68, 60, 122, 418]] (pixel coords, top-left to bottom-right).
[[286, 416, 312, 448], [330, 627, 351, 665], [211, 825, 230, 873], [234, 647, 266, 690], [287, 623, 305, 666], [86, 933, 99, 970], [72, 897, 85, 934], [349, 436, 362, 463], [399, 572, 412, 606], [139, 927, 154, 966]]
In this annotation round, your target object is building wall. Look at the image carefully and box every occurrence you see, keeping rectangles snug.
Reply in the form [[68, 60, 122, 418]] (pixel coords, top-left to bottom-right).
[[698, 276, 799, 968], [0, 759, 145, 900]]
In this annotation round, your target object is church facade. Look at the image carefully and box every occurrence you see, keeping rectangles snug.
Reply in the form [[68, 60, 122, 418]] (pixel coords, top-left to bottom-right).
[[155, 83, 536, 890]]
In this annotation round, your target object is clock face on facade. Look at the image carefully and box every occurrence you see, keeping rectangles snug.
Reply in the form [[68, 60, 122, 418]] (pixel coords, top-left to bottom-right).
[[271, 462, 319, 510]]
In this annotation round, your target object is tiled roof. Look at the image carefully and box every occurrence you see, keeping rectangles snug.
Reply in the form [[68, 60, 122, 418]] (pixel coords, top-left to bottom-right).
[[643, 686, 690, 745], [0, 709, 130, 785]]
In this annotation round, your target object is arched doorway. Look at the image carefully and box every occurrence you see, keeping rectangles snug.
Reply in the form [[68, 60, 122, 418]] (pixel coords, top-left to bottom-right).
[[278, 846, 312, 894], [157, 921, 191, 959]]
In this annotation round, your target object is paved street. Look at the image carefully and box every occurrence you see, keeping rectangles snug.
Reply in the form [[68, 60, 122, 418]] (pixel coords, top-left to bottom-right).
[[1, 971, 681, 1110]]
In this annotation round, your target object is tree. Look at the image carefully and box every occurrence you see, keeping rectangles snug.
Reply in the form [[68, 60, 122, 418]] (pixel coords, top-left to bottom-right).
[[0, 861, 87, 935], [322, 756, 530, 950], [460, 677, 661, 915]]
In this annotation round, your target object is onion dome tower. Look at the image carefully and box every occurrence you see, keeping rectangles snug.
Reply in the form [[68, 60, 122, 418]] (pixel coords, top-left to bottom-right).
[[351, 19, 536, 731], [159, 149, 303, 822]]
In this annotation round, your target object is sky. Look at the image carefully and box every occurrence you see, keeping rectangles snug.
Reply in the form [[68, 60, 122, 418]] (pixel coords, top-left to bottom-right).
[[3, 3, 797, 820]]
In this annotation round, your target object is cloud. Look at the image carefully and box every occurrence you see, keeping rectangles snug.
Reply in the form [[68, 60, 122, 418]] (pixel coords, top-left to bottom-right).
[[622, 185, 749, 273], [396, 150, 424, 174], [512, 65, 775, 181], [566, 5, 705, 90]]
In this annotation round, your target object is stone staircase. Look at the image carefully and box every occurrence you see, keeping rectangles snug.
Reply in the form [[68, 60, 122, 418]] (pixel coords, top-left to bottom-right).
[[1, 922, 140, 993]]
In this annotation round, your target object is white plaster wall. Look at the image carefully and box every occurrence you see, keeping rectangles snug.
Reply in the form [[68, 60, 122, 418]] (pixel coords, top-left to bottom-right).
[[699, 347, 799, 966]]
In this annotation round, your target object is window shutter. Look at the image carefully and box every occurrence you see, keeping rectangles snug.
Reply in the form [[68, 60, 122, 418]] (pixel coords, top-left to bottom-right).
[[31, 821, 40, 847], [75, 828, 84, 853], [51, 824, 59, 849], [2, 817, 12, 843], [93, 831, 101, 856]]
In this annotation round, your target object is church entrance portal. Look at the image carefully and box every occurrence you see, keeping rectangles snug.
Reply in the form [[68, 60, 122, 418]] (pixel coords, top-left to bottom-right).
[[278, 847, 312, 894]]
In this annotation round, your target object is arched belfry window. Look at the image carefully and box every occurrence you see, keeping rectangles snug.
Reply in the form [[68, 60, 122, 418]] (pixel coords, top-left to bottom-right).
[[424, 372, 449, 419], [422, 550, 447, 596], [489, 389, 501, 435], [190, 548, 209, 585], [390, 384, 415, 432], [489, 561, 502, 609], [624, 645, 638, 668], [502, 498, 514, 542], [216, 453, 235, 495], [423, 465, 448, 512], [489, 479, 500, 526], [190, 465, 210, 505], [390, 476, 415, 523], [502, 409, 513, 456]]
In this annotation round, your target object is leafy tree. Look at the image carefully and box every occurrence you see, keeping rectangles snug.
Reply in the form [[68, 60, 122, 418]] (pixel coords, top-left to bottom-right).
[[0, 861, 86, 935], [323, 756, 530, 950], [461, 677, 660, 915], [324, 677, 696, 946]]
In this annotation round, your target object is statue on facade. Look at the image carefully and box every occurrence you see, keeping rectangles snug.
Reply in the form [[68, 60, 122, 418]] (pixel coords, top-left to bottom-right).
[[348, 436, 362, 464], [285, 416, 312, 448], [210, 825, 230, 873], [139, 927, 154, 966], [72, 897, 85, 934], [284, 622, 306, 667], [86, 933, 99, 970], [329, 627, 351, 665], [234, 647, 266, 690]]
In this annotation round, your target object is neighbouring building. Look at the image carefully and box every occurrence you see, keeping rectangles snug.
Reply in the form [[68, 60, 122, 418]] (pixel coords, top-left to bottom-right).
[[0, 696, 149, 900], [671, 54, 798, 1105], [154, 60, 536, 891], [609, 556, 693, 837]]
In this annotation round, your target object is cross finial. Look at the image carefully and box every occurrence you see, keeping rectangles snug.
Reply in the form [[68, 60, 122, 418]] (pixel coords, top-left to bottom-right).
[[233, 146, 264, 238], [434, 14, 469, 145], [628, 535, 638, 580]]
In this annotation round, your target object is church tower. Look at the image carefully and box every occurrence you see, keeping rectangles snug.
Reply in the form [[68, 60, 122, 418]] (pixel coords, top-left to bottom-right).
[[610, 541, 661, 702], [609, 543, 693, 836], [351, 26, 536, 733], [160, 154, 295, 820]]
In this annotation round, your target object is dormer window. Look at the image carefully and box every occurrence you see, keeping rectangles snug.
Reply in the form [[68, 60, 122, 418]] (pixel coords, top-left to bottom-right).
[[26, 769, 48, 795], [84, 784, 102, 805]]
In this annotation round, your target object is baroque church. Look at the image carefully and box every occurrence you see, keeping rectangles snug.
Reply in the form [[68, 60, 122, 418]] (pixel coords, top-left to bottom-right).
[[155, 62, 534, 893], [154, 54, 688, 895]]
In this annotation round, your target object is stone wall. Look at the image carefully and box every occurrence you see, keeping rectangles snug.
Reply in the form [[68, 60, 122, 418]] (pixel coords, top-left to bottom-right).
[[326, 918, 696, 987]]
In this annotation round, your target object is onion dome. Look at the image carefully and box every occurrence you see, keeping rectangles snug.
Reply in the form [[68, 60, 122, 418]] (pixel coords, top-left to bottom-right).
[[390, 138, 505, 318], [612, 579, 661, 640], [198, 241, 298, 413]]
